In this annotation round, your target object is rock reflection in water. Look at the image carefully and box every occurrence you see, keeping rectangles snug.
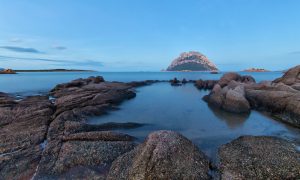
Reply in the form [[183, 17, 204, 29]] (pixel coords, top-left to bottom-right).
[[208, 104, 249, 129]]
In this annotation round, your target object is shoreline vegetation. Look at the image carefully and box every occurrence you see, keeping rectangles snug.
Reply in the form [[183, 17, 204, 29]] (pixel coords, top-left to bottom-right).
[[0, 65, 299, 179]]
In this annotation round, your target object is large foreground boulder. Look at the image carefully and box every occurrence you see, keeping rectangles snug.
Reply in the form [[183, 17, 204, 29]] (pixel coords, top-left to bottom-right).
[[107, 130, 211, 180], [219, 136, 300, 179]]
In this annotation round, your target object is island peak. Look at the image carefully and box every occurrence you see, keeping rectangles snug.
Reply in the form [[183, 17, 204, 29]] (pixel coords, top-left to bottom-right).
[[166, 51, 218, 71]]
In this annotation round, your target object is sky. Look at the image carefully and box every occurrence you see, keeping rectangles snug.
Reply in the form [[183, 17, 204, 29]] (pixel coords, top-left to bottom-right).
[[0, 0, 299, 71]]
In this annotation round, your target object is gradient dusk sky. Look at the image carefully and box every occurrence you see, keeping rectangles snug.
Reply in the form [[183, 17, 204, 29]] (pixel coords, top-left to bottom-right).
[[0, 0, 299, 71]]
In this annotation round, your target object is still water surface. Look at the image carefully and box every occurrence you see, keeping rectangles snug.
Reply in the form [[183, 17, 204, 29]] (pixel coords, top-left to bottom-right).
[[0, 71, 282, 95], [88, 83, 300, 160]]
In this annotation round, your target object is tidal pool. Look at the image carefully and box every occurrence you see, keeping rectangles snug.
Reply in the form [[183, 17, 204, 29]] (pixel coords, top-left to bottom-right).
[[88, 83, 300, 161]]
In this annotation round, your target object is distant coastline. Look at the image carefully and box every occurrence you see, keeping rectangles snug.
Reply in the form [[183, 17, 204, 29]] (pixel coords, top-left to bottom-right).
[[14, 69, 95, 72], [243, 68, 270, 72]]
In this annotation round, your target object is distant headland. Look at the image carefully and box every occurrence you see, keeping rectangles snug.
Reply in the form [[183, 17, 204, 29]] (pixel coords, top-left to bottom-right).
[[166, 51, 218, 71], [243, 68, 270, 72], [0, 69, 95, 74], [0, 69, 16, 74]]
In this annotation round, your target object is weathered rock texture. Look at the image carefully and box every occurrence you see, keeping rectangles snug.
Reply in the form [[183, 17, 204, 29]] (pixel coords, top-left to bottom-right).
[[0, 76, 139, 179], [219, 136, 300, 179], [34, 76, 137, 179], [167, 51, 218, 71], [107, 130, 210, 180], [0, 95, 54, 179]]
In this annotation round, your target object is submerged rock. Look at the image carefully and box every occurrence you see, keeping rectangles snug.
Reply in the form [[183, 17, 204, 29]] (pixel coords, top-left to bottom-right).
[[219, 136, 300, 179], [107, 130, 211, 180]]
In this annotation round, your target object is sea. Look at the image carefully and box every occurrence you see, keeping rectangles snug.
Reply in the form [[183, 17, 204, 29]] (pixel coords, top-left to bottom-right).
[[1, 71, 299, 161]]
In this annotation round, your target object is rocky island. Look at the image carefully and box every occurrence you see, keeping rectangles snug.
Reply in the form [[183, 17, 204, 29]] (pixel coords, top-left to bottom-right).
[[166, 51, 218, 71], [243, 68, 270, 72], [1, 65, 300, 179], [0, 69, 16, 74]]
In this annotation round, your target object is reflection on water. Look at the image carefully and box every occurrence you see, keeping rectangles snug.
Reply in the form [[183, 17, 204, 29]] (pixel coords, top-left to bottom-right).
[[208, 104, 250, 129], [86, 83, 300, 161]]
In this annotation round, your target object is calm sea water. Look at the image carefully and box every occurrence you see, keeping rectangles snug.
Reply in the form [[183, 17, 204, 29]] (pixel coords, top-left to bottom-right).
[[2, 71, 298, 161], [88, 83, 300, 161], [0, 71, 282, 95]]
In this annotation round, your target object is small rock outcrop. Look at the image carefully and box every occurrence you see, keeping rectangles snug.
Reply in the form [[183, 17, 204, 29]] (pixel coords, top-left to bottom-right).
[[170, 77, 181, 86], [166, 51, 218, 71], [219, 136, 300, 179], [243, 68, 270, 72], [203, 73, 254, 113], [0, 69, 16, 74], [194, 79, 218, 89], [107, 130, 211, 180]]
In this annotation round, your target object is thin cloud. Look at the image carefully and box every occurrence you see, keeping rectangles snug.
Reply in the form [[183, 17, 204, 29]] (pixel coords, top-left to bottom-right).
[[9, 38, 22, 43], [289, 51, 300, 55], [0, 55, 103, 66], [52, 45, 67, 50], [0, 46, 43, 53]]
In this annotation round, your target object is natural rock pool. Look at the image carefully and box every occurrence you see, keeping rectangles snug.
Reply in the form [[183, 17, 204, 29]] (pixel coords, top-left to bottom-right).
[[88, 82, 300, 161]]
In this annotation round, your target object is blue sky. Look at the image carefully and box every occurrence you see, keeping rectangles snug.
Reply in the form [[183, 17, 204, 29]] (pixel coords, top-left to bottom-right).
[[0, 0, 299, 71]]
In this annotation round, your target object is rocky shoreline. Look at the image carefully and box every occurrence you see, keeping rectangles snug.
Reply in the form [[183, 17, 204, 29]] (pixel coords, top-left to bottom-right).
[[203, 65, 300, 127], [1, 66, 300, 179]]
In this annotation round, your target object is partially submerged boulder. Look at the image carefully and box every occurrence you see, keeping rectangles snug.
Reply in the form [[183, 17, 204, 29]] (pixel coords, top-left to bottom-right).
[[219, 136, 300, 179], [107, 130, 211, 180], [204, 83, 250, 113]]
